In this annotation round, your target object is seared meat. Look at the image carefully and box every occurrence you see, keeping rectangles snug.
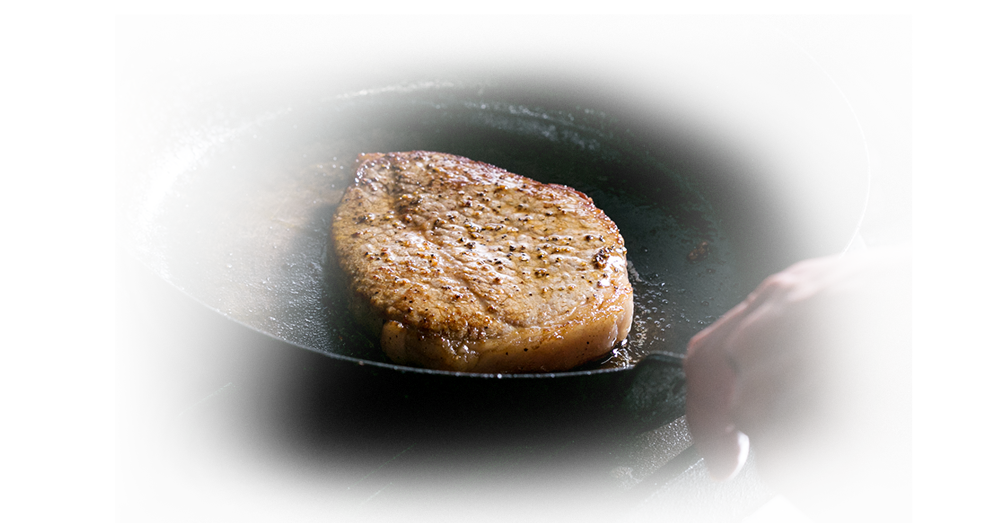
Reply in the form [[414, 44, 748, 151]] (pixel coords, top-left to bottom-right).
[[331, 151, 633, 373]]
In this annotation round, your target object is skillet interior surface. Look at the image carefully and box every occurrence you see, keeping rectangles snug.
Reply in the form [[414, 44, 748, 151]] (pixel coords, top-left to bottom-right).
[[116, 17, 867, 378], [127, 83, 789, 376]]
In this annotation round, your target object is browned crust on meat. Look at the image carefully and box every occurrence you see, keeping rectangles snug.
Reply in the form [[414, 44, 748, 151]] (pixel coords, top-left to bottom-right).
[[331, 151, 632, 373]]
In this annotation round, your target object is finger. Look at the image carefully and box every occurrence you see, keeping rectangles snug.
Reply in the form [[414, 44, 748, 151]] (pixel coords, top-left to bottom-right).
[[685, 353, 739, 480], [722, 274, 802, 373], [724, 297, 802, 428], [684, 321, 745, 480], [743, 270, 794, 307]]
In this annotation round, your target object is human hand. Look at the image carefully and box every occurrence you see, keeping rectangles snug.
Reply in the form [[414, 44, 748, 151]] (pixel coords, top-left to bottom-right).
[[683, 246, 910, 519]]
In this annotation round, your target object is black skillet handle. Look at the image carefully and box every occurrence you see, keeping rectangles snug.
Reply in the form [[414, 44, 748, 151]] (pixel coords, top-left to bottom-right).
[[621, 352, 687, 432]]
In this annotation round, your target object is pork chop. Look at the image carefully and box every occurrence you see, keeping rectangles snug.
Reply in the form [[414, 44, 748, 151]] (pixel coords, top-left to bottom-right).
[[330, 151, 633, 373]]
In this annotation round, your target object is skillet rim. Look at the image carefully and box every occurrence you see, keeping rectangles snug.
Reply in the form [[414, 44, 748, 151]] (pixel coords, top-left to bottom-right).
[[115, 14, 871, 380]]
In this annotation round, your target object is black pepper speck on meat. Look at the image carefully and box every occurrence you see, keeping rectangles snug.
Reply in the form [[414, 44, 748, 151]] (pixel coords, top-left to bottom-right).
[[331, 151, 633, 373]]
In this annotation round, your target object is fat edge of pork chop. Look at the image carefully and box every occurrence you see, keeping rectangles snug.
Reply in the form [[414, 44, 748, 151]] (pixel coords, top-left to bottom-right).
[[331, 151, 633, 373]]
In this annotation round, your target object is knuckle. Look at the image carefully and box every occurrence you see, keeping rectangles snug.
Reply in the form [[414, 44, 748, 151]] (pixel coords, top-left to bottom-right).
[[766, 272, 798, 290], [751, 272, 799, 302], [688, 329, 709, 349]]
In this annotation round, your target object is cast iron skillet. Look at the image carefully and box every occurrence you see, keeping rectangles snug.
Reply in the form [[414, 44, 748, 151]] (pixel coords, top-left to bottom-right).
[[122, 78, 868, 434]]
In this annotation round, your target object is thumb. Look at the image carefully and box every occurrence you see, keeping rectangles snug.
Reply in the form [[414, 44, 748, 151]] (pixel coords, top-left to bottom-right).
[[684, 330, 749, 480], [687, 352, 750, 481]]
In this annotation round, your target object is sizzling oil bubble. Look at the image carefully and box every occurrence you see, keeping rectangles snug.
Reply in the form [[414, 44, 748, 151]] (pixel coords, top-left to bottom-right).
[[589, 271, 684, 369]]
